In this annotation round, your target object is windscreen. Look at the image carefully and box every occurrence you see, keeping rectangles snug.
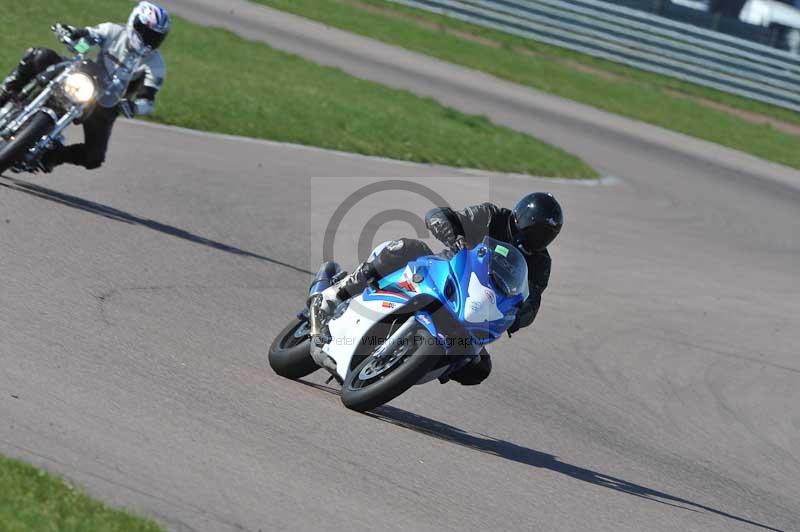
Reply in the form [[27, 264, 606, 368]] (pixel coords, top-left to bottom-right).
[[485, 237, 529, 300]]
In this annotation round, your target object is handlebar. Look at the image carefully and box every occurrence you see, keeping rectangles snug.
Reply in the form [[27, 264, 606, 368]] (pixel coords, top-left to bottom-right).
[[51, 24, 94, 56], [51, 24, 73, 43]]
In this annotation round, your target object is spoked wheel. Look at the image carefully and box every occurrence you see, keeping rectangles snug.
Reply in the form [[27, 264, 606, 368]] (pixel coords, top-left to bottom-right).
[[341, 325, 442, 412], [352, 337, 414, 384], [0, 111, 54, 174], [268, 318, 318, 379]]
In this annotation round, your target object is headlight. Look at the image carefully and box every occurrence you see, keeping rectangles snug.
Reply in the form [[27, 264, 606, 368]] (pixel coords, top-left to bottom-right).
[[62, 72, 95, 103]]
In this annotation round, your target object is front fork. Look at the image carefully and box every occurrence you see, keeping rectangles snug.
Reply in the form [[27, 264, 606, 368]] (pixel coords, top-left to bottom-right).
[[1, 66, 85, 154], [1, 83, 56, 137], [29, 104, 83, 156]]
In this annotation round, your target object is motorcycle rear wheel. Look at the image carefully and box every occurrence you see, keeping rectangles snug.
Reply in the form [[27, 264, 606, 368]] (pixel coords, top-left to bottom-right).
[[268, 318, 318, 380], [0, 111, 55, 174], [341, 326, 442, 412]]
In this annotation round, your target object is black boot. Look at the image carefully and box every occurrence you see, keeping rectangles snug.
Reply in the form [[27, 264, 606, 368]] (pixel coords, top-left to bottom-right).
[[0, 84, 17, 107], [448, 352, 492, 386], [339, 261, 380, 299], [1, 48, 58, 107], [318, 260, 379, 316], [38, 145, 64, 173], [0, 63, 30, 107]]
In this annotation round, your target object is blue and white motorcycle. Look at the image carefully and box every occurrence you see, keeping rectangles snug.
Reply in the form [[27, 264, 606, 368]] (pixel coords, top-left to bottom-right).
[[268, 237, 529, 412]]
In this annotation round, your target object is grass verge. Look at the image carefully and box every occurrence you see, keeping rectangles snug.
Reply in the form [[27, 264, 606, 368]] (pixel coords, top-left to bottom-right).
[[0, 454, 163, 532], [254, 0, 800, 169], [0, 0, 597, 178]]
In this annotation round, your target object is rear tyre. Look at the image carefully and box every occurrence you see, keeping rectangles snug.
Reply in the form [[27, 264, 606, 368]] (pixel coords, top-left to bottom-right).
[[0, 111, 55, 174], [268, 318, 318, 380], [341, 326, 442, 412]]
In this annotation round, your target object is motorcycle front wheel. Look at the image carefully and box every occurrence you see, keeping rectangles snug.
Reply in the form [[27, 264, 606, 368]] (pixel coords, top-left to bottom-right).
[[0, 111, 55, 174], [341, 325, 442, 412], [268, 318, 318, 380]]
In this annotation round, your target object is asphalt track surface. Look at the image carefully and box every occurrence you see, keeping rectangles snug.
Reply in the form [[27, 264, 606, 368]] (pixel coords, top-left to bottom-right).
[[1, 1, 799, 531]]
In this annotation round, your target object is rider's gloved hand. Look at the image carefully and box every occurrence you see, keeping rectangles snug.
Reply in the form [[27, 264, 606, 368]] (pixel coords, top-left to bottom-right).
[[56, 24, 90, 41], [453, 235, 468, 252], [117, 99, 136, 119]]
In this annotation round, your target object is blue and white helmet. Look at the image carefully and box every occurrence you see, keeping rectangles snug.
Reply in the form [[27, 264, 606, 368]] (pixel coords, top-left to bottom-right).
[[127, 1, 170, 51]]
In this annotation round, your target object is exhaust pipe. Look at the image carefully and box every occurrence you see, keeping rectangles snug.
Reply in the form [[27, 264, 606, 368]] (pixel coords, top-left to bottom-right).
[[307, 261, 340, 339], [307, 261, 341, 305]]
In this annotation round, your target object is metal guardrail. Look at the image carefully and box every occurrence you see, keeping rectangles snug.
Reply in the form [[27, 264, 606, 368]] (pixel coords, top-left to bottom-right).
[[385, 0, 800, 112]]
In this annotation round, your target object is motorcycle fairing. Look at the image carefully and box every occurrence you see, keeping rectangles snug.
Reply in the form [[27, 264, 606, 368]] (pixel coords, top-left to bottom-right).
[[325, 294, 398, 380], [372, 238, 527, 347]]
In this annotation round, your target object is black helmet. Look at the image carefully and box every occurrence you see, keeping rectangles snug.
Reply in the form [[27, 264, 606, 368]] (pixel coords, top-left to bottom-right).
[[511, 192, 563, 253]]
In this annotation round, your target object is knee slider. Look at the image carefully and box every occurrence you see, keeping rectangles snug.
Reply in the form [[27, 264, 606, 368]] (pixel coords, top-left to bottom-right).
[[24, 48, 48, 63], [28, 48, 61, 68], [20, 48, 37, 65]]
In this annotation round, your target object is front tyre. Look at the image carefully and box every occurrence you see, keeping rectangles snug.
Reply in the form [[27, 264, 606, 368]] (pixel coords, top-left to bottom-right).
[[268, 318, 318, 380], [341, 326, 442, 412], [0, 112, 55, 174]]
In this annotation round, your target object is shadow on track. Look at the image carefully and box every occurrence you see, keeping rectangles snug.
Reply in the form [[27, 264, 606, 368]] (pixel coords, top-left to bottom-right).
[[296, 380, 783, 532], [0, 175, 312, 275], [372, 406, 785, 532]]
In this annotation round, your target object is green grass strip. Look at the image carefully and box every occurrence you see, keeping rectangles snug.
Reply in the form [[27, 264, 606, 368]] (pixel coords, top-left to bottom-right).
[[254, 0, 800, 169], [0, 454, 163, 532], [0, 0, 597, 178]]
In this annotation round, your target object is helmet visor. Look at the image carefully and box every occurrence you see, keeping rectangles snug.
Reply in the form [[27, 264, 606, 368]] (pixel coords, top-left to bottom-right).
[[133, 18, 167, 49], [518, 224, 559, 253], [510, 219, 529, 254]]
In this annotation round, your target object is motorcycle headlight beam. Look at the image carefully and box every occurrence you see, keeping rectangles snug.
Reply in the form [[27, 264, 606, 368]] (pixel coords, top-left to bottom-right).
[[62, 72, 95, 103]]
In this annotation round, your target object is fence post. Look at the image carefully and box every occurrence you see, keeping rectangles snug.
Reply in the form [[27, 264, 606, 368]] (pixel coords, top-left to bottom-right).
[[712, 12, 722, 31]]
